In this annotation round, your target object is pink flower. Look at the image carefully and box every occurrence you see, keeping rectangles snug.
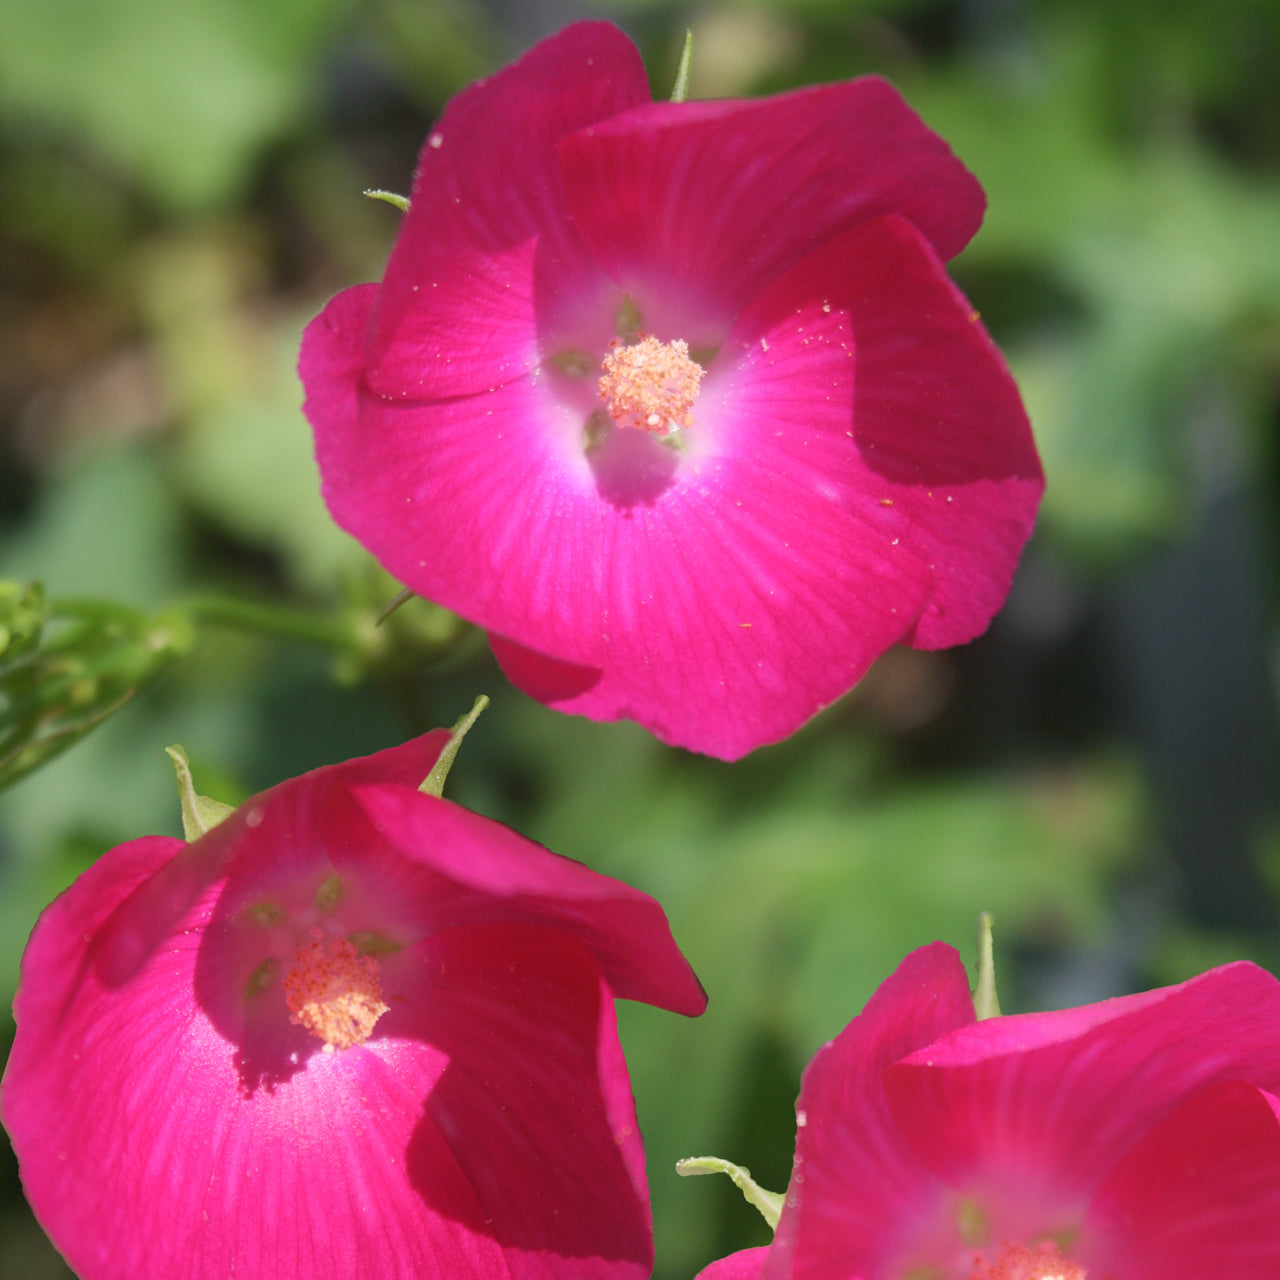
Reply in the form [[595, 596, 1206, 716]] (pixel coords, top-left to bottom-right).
[[300, 22, 1043, 760], [697, 943, 1280, 1280], [2, 732, 706, 1280]]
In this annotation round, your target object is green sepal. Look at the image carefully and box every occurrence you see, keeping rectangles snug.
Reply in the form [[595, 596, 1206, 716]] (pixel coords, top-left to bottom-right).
[[364, 189, 410, 211], [973, 910, 1002, 1020], [420, 694, 489, 798], [166, 744, 236, 841], [676, 1156, 784, 1230], [670, 29, 694, 103]]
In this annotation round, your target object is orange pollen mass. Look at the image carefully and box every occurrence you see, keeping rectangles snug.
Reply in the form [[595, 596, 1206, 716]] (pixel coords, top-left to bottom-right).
[[968, 1241, 1086, 1280], [283, 937, 388, 1052], [598, 334, 703, 435]]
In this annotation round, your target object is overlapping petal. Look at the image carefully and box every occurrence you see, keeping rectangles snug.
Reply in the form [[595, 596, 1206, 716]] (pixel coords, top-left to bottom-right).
[[1082, 1080, 1280, 1280], [366, 21, 647, 399], [764, 944, 974, 1280], [882, 961, 1280, 1204], [558, 80, 985, 334], [349, 782, 707, 1014], [305, 285, 609, 667], [3, 733, 705, 1280]]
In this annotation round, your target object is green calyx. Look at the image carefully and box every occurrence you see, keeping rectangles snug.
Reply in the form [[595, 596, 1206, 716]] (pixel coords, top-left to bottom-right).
[[364, 189, 410, 212], [420, 694, 489, 798], [676, 1156, 785, 1231], [166, 744, 236, 841], [973, 910, 1002, 1020], [670, 30, 694, 103]]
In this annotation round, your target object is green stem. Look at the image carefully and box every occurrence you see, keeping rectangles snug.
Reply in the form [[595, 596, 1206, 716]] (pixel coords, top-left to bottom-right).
[[174, 593, 355, 650]]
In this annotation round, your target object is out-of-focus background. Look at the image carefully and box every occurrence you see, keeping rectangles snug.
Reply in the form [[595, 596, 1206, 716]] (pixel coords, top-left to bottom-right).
[[2, 0, 1279, 1275]]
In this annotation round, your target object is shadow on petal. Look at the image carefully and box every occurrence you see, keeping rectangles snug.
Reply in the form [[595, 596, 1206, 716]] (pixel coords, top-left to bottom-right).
[[403, 924, 652, 1273], [490, 632, 603, 702], [587, 424, 681, 509]]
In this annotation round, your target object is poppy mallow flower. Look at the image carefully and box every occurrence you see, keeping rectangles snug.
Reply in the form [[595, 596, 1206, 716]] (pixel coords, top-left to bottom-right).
[[300, 21, 1043, 761], [1, 731, 706, 1280], [694, 943, 1280, 1280]]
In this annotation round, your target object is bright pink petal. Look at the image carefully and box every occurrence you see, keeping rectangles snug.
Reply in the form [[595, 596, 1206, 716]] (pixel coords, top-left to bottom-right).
[[366, 22, 649, 399], [695, 1247, 771, 1280], [881, 962, 1280, 1220], [489, 267, 946, 758], [310, 275, 937, 759], [491, 451, 934, 759], [763, 943, 976, 1280], [558, 80, 984, 336], [347, 783, 707, 1017], [1081, 1081, 1280, 1279], [713, 213, 1039, 653], [4, 732, 700, 1279], [306, 283, 608, 666]]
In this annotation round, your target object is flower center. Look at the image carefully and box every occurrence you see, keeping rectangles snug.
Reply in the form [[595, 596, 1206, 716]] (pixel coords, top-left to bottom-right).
[[598, 334, 703, 437], [283, 936, 388, 1052], [967, 1241, 1086, 1280]]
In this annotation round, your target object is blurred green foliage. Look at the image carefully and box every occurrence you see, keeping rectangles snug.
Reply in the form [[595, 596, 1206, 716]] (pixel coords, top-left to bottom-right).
[[2, 1, 1279, 1278]]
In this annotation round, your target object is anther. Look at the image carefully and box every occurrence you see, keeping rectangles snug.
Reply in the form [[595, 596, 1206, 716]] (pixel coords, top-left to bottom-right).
[[599, 335, 703, 437], [283, 937, 388, 1052]]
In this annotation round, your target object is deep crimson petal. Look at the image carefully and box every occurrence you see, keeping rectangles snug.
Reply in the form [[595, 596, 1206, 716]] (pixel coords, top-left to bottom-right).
[[395, 923, 654, 1280], [713, 212, 1040, 654], [558, 81, 984, 333], [695, 1247, 770, 1280], [348, 783, 707, 1017], [1079, 1081, 1280, 1280], [828, 215, 1041, 649], [763, 944, 976, 1280], [881, 962, 1280, 1212], [366, 22, 649, 399]]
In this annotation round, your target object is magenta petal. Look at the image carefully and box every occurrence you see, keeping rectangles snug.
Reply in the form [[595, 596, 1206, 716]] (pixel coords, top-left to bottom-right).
[[493, 455, 934, 758], [763, 944, 976, 1280], [366, 22, 649, 399], [881, 962, 1280, 1213], [349, 783, 707, 1017], [306, 285, 607, 666], [695, 1247, 771, 1280], [1082, 1081, 1280, 1279], [718, 213, 1040, 652], [397, 923, 655, 1280], [558, 80, 984, 331], [4, 731, 705, 1279]]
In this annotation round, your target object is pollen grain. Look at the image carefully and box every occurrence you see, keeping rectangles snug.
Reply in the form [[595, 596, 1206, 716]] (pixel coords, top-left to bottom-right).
[[599, 334, 703, 436], [283, 936, 388, 1051]]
